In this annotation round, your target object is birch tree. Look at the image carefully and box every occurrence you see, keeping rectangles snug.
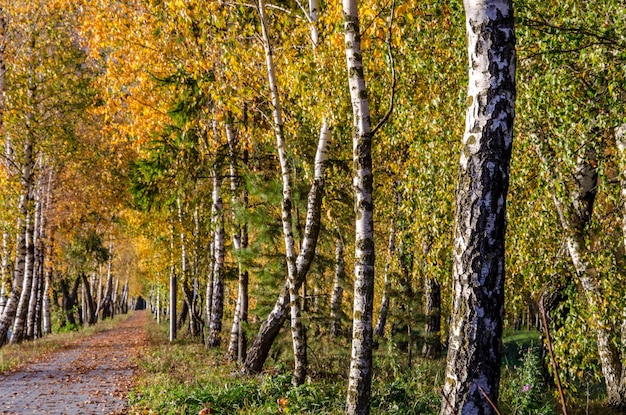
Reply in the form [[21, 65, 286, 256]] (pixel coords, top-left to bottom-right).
[[440, 0, 516, 412], [342, 0, 376, 411]]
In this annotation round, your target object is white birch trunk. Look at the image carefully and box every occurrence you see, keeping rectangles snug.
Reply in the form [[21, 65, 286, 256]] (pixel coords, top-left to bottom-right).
[[208, 162, 225, 347], [0, 232, 9, 316], [227, 122, 249, 361], [342, 0, 376, 412], [243, 118, 329, 375], [11, 208, 34, 343], [615, 124, 626, 401], [169, 233, 177, 342], [26, 188, 42, 338], [258, 0, 307, 385], [441, 0, 515, 412], [0, 6, 6, 136]]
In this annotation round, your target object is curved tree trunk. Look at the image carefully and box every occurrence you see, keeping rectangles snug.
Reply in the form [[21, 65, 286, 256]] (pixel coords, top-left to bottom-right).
[[440, 0, 516, 412], [243, 120, 329, 376]]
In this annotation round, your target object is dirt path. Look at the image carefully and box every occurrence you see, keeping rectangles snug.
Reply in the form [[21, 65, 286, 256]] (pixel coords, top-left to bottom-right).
[[0, 310, 148, 415]]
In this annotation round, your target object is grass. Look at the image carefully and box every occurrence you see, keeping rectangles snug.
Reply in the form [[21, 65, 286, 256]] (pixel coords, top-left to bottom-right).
[[0, 311, 131, 374], [131, 321, 623, 414]]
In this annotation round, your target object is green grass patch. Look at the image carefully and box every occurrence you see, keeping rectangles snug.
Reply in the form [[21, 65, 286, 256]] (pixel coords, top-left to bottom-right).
[[132, 322, 622, 414]]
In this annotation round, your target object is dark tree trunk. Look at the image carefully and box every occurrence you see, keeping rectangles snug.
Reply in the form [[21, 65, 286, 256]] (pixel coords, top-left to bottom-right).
[[81, 273, 97, 325], [422, 277, 441, 359], [440, 0, 516, 412]]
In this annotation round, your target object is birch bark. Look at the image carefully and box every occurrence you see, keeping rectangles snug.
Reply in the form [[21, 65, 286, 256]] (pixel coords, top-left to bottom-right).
[[257, 0, 307, 383], [440, 0, 515, 412], [207, 162, 225, 347], [243, 0, 329, 376], [243, 121, 329, 375], [227, 123, 249, 361], [341, 0, 376, 412]]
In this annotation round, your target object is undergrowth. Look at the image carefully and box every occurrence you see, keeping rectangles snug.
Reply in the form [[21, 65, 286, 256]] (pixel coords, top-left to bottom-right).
[[131, 322, 622, 414]]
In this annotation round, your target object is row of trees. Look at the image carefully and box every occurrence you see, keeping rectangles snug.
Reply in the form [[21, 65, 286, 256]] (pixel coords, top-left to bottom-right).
[[1, 0, 626, 413], [0, 1, 134, 345]]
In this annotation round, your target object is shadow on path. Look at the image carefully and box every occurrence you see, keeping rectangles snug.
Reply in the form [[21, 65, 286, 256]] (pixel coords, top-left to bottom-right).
[[0, 310, 148, 415]]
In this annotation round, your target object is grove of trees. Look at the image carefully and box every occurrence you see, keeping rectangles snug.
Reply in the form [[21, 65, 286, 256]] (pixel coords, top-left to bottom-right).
[[0, 0, 625, 413]]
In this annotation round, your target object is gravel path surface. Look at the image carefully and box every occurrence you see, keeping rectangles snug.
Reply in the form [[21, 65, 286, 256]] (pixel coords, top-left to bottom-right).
[[0, 310, 148, 415]]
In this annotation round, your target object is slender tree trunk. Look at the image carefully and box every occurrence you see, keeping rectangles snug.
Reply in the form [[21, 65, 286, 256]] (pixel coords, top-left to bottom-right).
[[258, 0, 307, 385], [26, 186, 43, 339], [374, 222, 395, 338], [330, 225, 346, 337], [540, 133, 625, 408], [101, 251, 114, 320], [11, 208, 34, 343], [42, 246, 52, 335], [243, 121, 329, 375], [422, 277, 441, 358], [535, 132, 626, 408], [169, 233, 177, 342], [615, 124, 626, 406], [0, 232, 10, 317], [81, 273, 97, 325], [227, 122, 249, 361], [120, 279, 129, 314], [440, 0, 515, 413], [208, 159, 225, 346], [342, 0, 376, 411]]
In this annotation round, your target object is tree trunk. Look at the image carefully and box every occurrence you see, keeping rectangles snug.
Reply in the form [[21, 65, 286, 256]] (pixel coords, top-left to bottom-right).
[[616, 124, 626, 407], [227, 123, 250, 362], [330, 225, 346, 337], [11, 209, 34, 343], [256, 0, 310, 385], [101, 252, 114, 320], [422, 277, 441, 358], [440, 0, 515, 412], [208, 159, 225, 346], [0, 232, 10, 317], [81, 273, 97, 325], [342, 0, 376, 411], [169, 269, 177, 342], [243, 120, 329, 376], [42, 251, 52, 335], [26, 188, 44, 339], [375, 223, 395, 338]]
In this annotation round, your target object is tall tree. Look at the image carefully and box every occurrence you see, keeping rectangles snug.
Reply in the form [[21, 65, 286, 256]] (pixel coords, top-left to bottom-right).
[[440, 0, 516, 413], [342, 0, 376, 412]]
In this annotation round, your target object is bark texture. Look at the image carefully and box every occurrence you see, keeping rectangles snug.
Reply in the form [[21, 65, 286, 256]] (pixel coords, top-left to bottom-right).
[[342, 0, 376, 412], [440, 0, 515, 413], [257, 0, 307, 384], [227, 123, 249, 362], [208, 163, 225, 347], [330, 226, 346, 337]]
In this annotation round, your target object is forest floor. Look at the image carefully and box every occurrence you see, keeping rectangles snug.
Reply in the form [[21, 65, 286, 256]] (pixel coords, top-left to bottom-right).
[[0, 310, 148, 415]]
